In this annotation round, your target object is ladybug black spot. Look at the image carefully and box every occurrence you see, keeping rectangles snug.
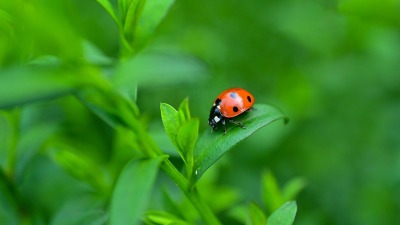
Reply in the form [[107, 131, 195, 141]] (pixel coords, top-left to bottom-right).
[[229, 92, 237, 99], [233, 106, 239, 112], [247, 96, 252, 102]]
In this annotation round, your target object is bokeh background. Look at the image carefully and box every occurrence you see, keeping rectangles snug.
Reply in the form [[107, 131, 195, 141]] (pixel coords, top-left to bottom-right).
[[1, 0, 400, 224]]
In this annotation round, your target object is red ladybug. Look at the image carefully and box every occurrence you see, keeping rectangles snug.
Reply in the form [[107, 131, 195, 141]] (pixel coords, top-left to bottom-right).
[[208, 87, 255, 133]]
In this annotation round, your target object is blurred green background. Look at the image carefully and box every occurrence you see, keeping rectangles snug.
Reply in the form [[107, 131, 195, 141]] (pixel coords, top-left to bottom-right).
[[1, 0, 400, 224]]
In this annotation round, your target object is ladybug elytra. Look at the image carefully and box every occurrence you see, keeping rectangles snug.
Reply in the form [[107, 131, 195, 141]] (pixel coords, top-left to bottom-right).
[[208, 87, 255, 133]]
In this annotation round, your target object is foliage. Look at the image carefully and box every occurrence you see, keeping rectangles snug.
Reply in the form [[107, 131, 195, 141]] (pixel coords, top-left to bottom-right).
[[1, 0, 399, 224], [0, 0, 293, 225]]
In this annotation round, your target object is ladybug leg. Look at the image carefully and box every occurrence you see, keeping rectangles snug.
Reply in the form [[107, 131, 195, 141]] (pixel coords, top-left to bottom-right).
[[228, 119, 246, 129], [210, 124, 217, 132], [222, 118, 227, 134]]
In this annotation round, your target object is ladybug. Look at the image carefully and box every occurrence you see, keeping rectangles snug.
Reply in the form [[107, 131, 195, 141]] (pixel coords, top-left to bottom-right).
[[208, 87, 255, 133]]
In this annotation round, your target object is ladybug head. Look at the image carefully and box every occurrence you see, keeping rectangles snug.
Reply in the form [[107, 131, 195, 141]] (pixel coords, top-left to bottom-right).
[[208, 104, 223, 129], [208, 116, 218, 128]]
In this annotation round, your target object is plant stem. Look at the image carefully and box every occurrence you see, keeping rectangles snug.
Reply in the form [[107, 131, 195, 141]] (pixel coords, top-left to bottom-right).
[[132, 122, 221, 225], [160, 160, 188, 191], [88, 84, 221, 224], [161, 159, 222, 225]]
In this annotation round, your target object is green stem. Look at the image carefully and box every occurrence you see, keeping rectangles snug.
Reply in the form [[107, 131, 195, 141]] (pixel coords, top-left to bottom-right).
[[189, 190, 221, 225], [161, 159, 222, 225], [133, 123, 221, 225], [186, 156, 194, 181], [84, 84, 221, 224]]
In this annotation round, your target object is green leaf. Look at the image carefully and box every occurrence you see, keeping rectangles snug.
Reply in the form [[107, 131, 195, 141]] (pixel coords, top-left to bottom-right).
[[116, 83, 138, 103], [177, 119, 199, 159], [49, 146, 107, 194], [122, 0, 146, 38], [160, 103, 181, 153], [118, 0, 130, 24], [134, 0, 175, 48], [111, 51, 206, 101], [161, 99, 199, 171], [96, 0, 121, 28], [118, 0, 128, 21], [77, 87, 140, 129], [0, 170, 20, 225], [0, 111, 16, 172], [262, 170, 283, 213], [50, 196, 107, 225], [248, 202, 267, 225], [161, 188, 198, 223], [14, 119, 59, 181], [113, 51, 207, 88], [146, 211, 189, 225], [0, 67, 88, 109], [267, 201, 297, 225], [83, 40, 114, 66], [110, 156, 164, 225], [192, 104, 288, 182], [177, 118, 199, 177], [178, 98, 191, 124], [282, 177, 307, 202], [227, 205, 248, 225]]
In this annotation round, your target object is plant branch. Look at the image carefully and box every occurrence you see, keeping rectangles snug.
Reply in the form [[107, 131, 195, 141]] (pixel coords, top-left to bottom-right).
[[160, 159, 222, 225], [134, 124, 221, 224]]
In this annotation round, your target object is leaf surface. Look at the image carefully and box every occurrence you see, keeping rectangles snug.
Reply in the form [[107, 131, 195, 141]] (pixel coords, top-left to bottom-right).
[[160, 103, 181, 154], [96, 0, 121, 27], [134, 0, 175, 47], [110, 156, 164, 225], [248, 202, 267, 225], [177, 119, 199, 160], [262, 170, 283, 213], [192, 104, 287, 182], [267, 201, 297, 225], [0, 67, 86, 109]]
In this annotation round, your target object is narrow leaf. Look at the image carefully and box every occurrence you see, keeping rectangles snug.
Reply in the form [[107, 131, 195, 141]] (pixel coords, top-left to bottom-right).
[[0, 111, 16, 171], [123, 0, 146, 38], [227, 205, 248, 225], [146, 211, 188, 225], [177, 119, 199, 160], [96, 0, 121, 28], [118, 0, 129, 24], [110, 156, 164, 225], [178, 98, 191, 124], [0, 170, 20, 225], [14, 121, 59, 181], [267, 201, 297, 225], [83, 40, 113, 66], [134, 0, 175, 47], [262, 170, 283, 213], [161, 188, 188, 222], [50, 196, 107, 225], [192, 104, 287, 182], [0, 67, 86, 109], [160, 103, 181, 155], [248, 203, 267, 225], [282, 178, 306, 202], [113, 51, 207, 88], [116, 83, 138, 103], [177, 119, 199, 177], [49, 146, 107, 193], [77, 88, 140, 129]]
